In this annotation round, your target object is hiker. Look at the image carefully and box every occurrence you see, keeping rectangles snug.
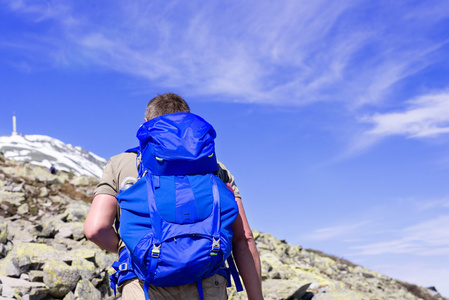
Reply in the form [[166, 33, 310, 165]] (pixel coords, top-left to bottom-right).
[[49, 164, 56, 175], [84, 93, 263, 300]]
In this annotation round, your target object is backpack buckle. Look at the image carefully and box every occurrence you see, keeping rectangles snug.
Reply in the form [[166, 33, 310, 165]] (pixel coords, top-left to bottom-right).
[[152, 244, 161, 258], [211, 238, 220, 254], [118, 263, 128, 271]]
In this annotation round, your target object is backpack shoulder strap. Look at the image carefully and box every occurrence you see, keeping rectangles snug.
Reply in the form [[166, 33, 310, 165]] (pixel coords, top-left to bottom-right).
[[124, 146, 145, 178]]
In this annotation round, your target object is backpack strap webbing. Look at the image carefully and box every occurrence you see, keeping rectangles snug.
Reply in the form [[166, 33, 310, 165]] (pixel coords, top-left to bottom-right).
[[110, 248, 137, 300], [197, 280, 204, 300], [227, 255, 244, 292]]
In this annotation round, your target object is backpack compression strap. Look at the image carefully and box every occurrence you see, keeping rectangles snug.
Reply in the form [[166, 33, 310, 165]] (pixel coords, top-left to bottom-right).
[[227, 255, 244, 292], [110, 248, 137, 300]]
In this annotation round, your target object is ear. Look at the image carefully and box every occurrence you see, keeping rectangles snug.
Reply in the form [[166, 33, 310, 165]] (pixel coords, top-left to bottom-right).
[[144, 118, 148, 122]]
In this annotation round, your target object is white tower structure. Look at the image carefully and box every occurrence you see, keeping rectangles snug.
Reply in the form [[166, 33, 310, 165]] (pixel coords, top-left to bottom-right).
[[12, 114, 18, 136]]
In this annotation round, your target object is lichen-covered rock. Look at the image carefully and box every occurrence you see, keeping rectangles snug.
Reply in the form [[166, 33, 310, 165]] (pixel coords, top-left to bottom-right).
[[28, 270, 44, 283], [54, 222, 84, 241], [71, 258, 96, 281], [0, 275, 47, 300], [6, 220, 35, 243], [70, 176, 97, 187], [0, 217, 8, 244], [260, 253, 296, 279], [259, 279, 308, 300], [0, 243, 61, 277], [43, 260, 80, 298], [65, 201, 90, 222], [63, 291, 75, 300], [0, 190, 26, 206], [73, 279, 101, 300], [33, 217, 62, 238]]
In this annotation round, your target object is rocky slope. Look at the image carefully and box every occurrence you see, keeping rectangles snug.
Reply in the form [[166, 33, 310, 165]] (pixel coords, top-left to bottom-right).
[[0, 153, 446, 300]]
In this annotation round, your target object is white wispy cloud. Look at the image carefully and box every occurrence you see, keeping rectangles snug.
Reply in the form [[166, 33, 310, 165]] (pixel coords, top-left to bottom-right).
[[351, 215, 449, 256], [338, 91, 449, 159], [3, 1, 449, 107], [415, 195, 449, 210], [301, 220, 372, 241], [363, 92, 449, 138]]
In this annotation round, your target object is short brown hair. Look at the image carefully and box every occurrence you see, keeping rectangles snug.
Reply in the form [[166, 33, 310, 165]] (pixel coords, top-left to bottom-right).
[[145, 93, 190, 120]]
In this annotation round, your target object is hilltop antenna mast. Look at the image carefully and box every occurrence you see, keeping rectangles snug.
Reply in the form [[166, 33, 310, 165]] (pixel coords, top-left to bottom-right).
[[12, 113, 18, 136]]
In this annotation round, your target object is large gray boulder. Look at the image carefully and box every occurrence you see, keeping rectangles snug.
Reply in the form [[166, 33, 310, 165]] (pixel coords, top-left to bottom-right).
[[73, 279, 101, 300], [0, 243, 62, 277], [43, 260, 80, 298]]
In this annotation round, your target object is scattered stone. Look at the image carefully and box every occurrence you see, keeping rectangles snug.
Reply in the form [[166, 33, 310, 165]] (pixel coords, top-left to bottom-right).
[[17, 203, 29, 215]]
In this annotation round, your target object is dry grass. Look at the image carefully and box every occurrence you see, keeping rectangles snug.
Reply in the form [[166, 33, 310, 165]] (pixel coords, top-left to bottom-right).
[[397, 281, 442, 300]]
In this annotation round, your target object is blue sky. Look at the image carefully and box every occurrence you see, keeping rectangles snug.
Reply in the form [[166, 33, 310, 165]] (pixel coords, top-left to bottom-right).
[[1, 0, 449, 295]]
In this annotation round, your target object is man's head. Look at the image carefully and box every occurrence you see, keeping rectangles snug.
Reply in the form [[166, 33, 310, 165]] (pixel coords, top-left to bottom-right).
[[145, 93, 190, 121]]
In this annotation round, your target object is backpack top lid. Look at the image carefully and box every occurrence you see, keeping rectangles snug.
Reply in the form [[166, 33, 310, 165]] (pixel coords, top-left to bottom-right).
[[136, 112, 218, 175]]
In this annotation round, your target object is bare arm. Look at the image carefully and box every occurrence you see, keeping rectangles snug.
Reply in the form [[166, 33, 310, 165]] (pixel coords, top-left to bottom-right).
[[232, 197, 264, 300], [84, 194, 119, 253]]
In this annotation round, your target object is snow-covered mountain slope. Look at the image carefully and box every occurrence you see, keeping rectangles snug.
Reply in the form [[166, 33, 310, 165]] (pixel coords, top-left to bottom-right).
[[0, 134, 106, 178]]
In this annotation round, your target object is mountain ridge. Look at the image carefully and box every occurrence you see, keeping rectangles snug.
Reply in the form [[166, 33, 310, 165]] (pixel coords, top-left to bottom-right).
[[0, 134, 106, 178]]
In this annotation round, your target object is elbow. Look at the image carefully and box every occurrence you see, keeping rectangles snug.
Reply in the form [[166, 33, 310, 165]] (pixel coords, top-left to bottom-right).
[[83, 224, 97, 242], [83, 221, 105, 243]]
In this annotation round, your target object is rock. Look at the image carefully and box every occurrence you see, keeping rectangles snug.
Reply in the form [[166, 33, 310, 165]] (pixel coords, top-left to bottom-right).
[[0, 190, 26, 206], [71, 258, 96, 281], [65, 201, 90, 222], [33, 217, 62, 238], [73, 279, 101, 300], [63, 291, 75, 300], [17, 203, 29, 215], [28, 271, 44, 283], [260, 253, 296, 280], [0, 243, 62, 277], [70, 176, 95, 187], [38, 187, 48, 198], [54, 222, 85, 241], [0, 275, 47, 300], [1, 283, 15, 299], [259, 280, 307, 300], [43, 260, 80, 298], [0, 218, 8, 244], [6, 220, 35, 243]]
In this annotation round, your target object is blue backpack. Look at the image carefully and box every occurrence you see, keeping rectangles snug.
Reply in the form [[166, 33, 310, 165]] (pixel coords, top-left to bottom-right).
[[110, 113, 243, 299]]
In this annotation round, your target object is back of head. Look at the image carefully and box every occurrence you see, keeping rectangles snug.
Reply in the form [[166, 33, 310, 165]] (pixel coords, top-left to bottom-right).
[[145, 93, 190, 121]]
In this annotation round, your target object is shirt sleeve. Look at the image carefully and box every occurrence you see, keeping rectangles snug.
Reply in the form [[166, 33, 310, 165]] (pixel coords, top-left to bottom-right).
[[94, 157, 119, 197], [217, 161, 241, 199]]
